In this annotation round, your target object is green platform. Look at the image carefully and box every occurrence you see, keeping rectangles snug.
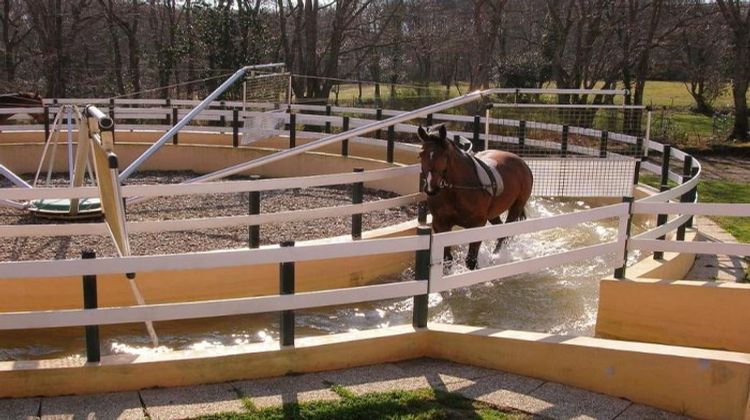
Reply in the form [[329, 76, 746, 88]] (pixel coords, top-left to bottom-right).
[[29, 198, 103, 219]]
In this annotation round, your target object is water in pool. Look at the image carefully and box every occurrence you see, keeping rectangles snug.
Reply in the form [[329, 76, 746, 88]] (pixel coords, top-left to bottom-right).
[[0, 197, 649, 361]]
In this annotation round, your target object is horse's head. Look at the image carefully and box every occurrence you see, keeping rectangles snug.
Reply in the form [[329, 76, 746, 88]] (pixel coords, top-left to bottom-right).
[[418, 124, 451, 196]]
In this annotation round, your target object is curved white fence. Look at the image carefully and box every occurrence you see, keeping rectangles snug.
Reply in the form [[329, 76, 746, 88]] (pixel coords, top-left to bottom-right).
[[0, 97, 748, 363]]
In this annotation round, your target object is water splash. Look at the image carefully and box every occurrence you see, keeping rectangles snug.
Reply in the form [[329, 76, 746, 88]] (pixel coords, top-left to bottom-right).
[[1, 198, 651, 360]]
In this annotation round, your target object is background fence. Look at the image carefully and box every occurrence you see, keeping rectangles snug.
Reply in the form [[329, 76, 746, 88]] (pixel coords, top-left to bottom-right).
[[0, 95, 748, 364]]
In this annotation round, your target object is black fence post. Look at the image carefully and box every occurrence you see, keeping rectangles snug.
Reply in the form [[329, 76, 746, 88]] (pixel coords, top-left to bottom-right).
[[279, 240, 295, 347], [352, 168, 364, 240], [172, 107, 179, 145], [654, 145, 671, 260], [561, 125, 569, 157], [599, 131, 608, 158], [325, 105, 332, 134], [219, 101, 227, 131], [248, 175, 261, 248], [518, 120, 526, 154], [82, 250, 100, 363], [472, 114, 482, 151], [676, 155, 694, 241], [633, 137, 644, 185], [426, 113, 433, 127], [418, 172, 428, 224], [232, 108, 240, 147], [109, 98, 116, 145], [289, 113, 296, 148], [614, 197, 634, 279], [165, 99, 171, 126], [386, 125, 395, 163], [341, 116, 350, 156], [686, 166, 699, 228], [375, 108, 383, 139], [43, 105, 50, 143], [413, 226, 431, 328]]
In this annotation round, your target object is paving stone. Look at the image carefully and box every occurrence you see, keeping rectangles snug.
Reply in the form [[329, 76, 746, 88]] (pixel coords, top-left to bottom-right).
[[319, 363, 430, 395], [615, 403, 690, 420], [140, 383, 244, 420], [512, 382, 631, 420], [442, 372, 544, 410], [0, 397, 40, 420], [232, 373, 339, 408], [40, 392, 143, 420], [686, 218, 748, 282], [318, 363, 406, 386], [394, 357, 497, 386]]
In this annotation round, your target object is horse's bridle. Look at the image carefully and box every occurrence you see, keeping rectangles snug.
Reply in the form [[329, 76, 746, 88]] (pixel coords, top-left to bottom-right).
[[422, 170, 487, 194]]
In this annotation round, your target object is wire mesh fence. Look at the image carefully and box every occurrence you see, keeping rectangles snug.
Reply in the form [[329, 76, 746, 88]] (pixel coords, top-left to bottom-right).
[[484, 104, 645, 159]]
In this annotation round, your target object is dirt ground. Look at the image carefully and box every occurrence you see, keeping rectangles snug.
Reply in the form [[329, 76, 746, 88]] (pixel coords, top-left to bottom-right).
[[693, 154, 750, 182]]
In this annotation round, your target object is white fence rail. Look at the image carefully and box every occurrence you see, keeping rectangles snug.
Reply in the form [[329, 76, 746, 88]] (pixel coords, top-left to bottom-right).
[[1, 96, 748, 361], [0, 281, 427, 330], [0, 234, 429, 279], [429, 204, 630, 291]]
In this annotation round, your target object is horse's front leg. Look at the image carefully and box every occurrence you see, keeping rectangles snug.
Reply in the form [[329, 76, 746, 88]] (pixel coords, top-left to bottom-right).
[[466, 241, 481, 270], [432, 219, 454, 265]]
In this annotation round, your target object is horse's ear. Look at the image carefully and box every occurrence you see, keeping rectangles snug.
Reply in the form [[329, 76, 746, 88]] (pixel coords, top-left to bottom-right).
[[417, 126, 429, 142], [438, 124, 447, 140]]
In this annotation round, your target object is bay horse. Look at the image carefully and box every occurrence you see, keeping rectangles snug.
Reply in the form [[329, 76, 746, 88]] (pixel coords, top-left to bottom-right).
[[0, 92, 45, 124], [418, 124, 533, 270]]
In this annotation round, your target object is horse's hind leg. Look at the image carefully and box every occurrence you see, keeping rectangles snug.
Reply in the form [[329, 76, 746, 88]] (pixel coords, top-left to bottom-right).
[[506, 200, 528, 223], [489, 216, 505, 253], [493, 201, 528, 253]]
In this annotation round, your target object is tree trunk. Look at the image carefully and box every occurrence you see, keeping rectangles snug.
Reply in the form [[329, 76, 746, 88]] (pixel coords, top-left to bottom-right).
[[51, 0, 66, 97], [730, 75, 749, 141], [717, 0, 750, 141], [106, 24, 125, 95], [2, 0, 15, 82]]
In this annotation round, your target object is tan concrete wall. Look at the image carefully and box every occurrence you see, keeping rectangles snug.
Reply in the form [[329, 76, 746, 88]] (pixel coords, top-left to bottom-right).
[[0, 227, 417, 312], [2, 324, 749, 419], [0, 132, 421, 312], [596, 279, 750, 353], [427, 324, 750, 420], [0, 138, 419, 196], [0, 325, 428, 398], [590, 228, 749, 354]]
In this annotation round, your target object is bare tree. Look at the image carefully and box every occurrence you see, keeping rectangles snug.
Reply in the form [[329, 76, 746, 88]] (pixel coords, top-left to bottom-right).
[[0, 0, 32, 85], [611, 0, 698, 134], [147, 0, 182, 98], [677, 4, 725, 115], [24, 0, 96, 97], [469, 0, 507, 90], [102, 0, 143, 95], [543, 0, 619, 101], [716, 0, 750, 141], [98, 0, 126, 94], [279, 0, 375, 102]]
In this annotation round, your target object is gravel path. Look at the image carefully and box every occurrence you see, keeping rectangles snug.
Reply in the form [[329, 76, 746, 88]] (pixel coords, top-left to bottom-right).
[[0, 171, 419, 261], [691, 154, 750, 183]]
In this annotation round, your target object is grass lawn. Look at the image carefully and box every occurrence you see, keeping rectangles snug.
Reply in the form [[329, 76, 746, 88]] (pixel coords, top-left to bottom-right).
[[697, 180, 750, 244], [197, 387, 529, 420], [638, 81, 738, 109], [640, 174, 749, 245], [332, 79, 747, 148]]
